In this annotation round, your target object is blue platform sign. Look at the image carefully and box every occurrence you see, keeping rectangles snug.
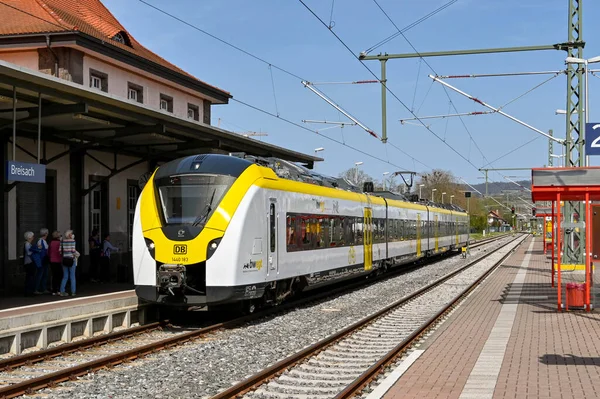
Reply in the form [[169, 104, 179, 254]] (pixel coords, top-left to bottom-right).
[[6, 161, 46, 183], [585, 123, 600, 156]]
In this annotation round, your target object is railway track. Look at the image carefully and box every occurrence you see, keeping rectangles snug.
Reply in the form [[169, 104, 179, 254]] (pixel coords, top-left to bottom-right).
[[0, 234, 510, 398], [211, 234, 526, 399]]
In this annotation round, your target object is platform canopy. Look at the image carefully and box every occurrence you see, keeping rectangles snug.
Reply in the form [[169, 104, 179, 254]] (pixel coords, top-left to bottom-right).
[[0, 60, 322, 169], [531, 167, 600, 202]]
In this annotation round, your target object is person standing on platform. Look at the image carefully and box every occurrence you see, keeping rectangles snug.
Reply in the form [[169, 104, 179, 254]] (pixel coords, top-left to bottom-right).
[[48, 231, 62, 295], [59, 230, 79, 297], [88, 229, 101, 283], [100, 233, 119, 283], [33, 228, 50, 294], [23, 231, 36, 296]]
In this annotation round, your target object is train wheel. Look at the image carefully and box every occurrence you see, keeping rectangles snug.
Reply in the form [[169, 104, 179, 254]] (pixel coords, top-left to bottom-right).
[[242, 299, 262, 315]]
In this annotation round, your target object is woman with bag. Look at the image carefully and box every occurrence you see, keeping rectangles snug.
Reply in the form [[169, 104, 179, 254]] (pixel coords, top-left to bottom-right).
[[48, 231, 62, 295], [59, 230, 80, 297]]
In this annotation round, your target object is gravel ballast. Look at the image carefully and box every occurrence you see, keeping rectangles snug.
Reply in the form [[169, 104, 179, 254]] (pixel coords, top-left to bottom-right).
[[40, 236, 520, 399]]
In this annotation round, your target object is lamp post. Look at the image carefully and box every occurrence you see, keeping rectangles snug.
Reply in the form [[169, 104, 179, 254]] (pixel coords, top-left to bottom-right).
[[354, 161, 363, 185], [314, 147, 324, 170], [565, 55, 600, 166], [442, 192, 447, 203], [382, 172, 389, 190], [431, 188, 437, 202], [419, 184, 425, 199], [450, 195, 455, 205]]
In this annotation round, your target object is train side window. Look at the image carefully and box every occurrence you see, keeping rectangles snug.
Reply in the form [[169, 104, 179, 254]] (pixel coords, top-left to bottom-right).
[[316, 218, 325, 248], [329, 218, 336, 246], [345, 217, 355, 246], [286, 215, 297, 252], [355, 218, 363, 245], [270, 204, 276, 253], [302, 217, 313, 249]]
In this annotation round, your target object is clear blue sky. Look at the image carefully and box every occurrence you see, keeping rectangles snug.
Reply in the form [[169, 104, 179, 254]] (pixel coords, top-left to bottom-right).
[[104, 0, 600, 187]]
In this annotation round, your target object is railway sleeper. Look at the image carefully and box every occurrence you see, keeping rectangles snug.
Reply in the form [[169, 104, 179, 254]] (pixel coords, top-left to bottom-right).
[[297, 364, 359, 374], [262, 381, 345, 395], [286, 370, 357, 382], [325, 347, 389, 357], [315, 353, 380, 364], [278, 374, 352, 386]]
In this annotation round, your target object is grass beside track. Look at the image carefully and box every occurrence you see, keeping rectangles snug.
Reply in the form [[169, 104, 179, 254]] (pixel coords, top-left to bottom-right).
[[469, 231, 510, 241]]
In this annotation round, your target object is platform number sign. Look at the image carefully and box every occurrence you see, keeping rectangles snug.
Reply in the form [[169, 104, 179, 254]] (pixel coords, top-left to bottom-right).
[[585, 123, 600, 156]]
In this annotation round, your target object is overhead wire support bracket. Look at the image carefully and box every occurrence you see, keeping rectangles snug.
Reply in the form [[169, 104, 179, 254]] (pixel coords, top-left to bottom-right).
[[429, 75, 565, 144], [437, 70, 567, 79], [302, 81, 378, 138], [302, 120, 357, 127], [400, 111, 494, 124], [308, 80, 379, 85], [359, 42, 581, 61]]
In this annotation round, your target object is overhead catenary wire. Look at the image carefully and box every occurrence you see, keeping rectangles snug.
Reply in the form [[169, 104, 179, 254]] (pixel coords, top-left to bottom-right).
[[300, 0, 526, 196], [370, 0, 558, 194], [364, 0, 458, 55], [231, 98, 411, 170], [297, 0, 486, 174], [0, 0, 417, 177], [371, 0, 492, 169]]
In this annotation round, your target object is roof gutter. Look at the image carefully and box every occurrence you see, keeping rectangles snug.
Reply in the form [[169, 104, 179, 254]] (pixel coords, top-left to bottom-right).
[[45, 34, 59, 77]]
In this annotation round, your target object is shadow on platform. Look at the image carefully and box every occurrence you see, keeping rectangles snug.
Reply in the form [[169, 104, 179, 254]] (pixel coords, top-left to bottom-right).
[[540, 353, 600, 366]]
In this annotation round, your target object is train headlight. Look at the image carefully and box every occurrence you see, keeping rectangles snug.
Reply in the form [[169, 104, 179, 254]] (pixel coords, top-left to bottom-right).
[[144, 238, 156, 259], [207, 238, 222, 260]]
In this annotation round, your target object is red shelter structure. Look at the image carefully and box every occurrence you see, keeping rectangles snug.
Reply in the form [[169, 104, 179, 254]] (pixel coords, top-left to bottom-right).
[[531, 167, 599, 312]]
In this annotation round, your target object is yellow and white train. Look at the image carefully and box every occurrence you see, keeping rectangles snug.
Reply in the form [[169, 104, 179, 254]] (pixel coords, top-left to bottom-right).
[[132, 154, 470, 311]]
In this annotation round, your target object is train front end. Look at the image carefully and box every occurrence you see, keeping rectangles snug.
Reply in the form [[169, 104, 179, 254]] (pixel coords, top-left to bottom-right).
[[132, 154, 258, 308]]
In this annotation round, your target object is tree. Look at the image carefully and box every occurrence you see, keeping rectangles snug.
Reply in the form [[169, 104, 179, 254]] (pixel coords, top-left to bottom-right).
[[339, 168, 374, 188]]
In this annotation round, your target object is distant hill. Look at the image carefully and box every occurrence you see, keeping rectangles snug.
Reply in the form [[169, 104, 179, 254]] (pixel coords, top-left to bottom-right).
[[466, 180, 531, 196]]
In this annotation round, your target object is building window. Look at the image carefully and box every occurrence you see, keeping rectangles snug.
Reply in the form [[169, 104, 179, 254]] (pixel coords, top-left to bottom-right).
[[111, 31, 132, 47], [89, 69, 108, 92], [127, 82, 143, 103], [91, 75, 101, 89], [187, 103, 199, 121], [159, 94, 173, 113]]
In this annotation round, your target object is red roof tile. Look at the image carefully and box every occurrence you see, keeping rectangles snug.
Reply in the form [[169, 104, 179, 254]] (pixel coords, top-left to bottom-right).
[[0, 0, 229, 98]]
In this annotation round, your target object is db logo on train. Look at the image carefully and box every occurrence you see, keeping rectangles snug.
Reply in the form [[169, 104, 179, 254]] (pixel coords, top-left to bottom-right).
[[173, 244, 188, 254]]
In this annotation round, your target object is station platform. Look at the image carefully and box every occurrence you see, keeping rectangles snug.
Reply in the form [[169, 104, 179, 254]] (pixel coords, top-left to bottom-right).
[[0, 282, 134, 312], [376, 236, 600, 399], [0, 285, 141, 355]]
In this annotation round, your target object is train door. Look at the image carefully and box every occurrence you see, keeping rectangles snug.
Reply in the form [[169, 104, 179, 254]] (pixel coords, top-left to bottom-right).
[[363, 207, 373, 271], [416, 214, 422, 257], [434, 214, 439, 253], [268, 200, 278, 275], [455, 217, 459, 246]]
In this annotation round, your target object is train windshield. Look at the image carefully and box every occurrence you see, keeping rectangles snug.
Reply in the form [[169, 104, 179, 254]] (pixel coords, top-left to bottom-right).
[[155, 174, 236, 225]]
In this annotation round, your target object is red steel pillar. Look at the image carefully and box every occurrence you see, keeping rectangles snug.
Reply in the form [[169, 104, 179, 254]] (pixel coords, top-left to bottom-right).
[[585, 193, 591, 311], [552, 202, 555, 288], [557, 193, 562, 311]]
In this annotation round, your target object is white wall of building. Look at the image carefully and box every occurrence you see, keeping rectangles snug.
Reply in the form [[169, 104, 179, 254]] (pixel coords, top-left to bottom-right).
[[83, 150, 149, 255], [83, 55, 205, 121]]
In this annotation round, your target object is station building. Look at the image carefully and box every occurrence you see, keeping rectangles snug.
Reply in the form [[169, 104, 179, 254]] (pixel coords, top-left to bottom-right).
[[0, 0, 318, 295]]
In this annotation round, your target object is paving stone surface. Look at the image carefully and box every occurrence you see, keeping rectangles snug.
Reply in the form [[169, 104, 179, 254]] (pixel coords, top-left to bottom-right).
[[383, 237, 600, 399]]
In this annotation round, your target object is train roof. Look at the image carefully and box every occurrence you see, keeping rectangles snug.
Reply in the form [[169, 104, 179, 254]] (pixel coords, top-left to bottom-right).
[[235, 154, 468, 214]]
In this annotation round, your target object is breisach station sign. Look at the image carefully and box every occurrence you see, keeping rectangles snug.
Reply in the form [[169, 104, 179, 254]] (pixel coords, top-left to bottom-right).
[[6, 161, 46, 183]]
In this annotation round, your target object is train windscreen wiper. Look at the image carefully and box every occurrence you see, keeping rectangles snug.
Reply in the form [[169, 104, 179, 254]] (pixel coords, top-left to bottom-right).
[[192, 188, 216, 227]]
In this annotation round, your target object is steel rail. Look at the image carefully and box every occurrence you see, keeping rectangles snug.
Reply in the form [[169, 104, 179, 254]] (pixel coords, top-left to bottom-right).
[[0, 234, 509, 398], [0, 320, 168, 372], [335, 235, 526, 398], [210, 234, 525, 399]]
